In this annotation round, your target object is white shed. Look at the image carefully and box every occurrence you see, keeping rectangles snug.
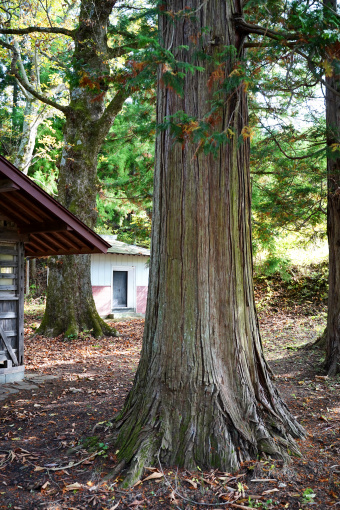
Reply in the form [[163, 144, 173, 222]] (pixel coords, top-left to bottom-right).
[[91, 235, 150, 317]]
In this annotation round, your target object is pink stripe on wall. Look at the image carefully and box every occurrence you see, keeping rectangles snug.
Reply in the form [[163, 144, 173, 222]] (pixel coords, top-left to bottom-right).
[[92, 286, 111, 316], [137, 286, 148, 314]]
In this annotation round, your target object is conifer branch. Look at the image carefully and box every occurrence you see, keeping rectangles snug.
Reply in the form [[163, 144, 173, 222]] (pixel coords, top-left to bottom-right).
[[261, 123, 326, 161], [244, 41, 296, 49], [294, 48, 340, 99], [107, 41, 141, 59]]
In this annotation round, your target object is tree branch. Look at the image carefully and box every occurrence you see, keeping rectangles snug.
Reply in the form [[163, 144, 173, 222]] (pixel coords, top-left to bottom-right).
[[13, 41, 31, 91], [107, 41, 141, 59], [10, 46, 69, 114], [234, 16, 300, 42], [261, 123, 326, 161], [238, 16, 340, 99], [0, 26, 75, 38], [294, 47, 340, 98], [244, 41, 297, 49], [38, 48, 68, 69], [96, 89, 130, 140], [0, 38, 13, 51]]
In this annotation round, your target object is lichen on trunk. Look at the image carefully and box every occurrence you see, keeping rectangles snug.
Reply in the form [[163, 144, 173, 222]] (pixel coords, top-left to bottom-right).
[[110, 0, 305, 486]]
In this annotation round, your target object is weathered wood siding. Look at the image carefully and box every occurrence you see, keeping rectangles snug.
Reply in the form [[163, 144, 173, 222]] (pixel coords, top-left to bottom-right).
[[0, 241, 25, 382], [91, 254, 149, 315]]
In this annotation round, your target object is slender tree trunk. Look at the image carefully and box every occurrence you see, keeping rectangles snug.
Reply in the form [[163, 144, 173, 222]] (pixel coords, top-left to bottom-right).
[[14, 99, 48, 174], [112, 0, 304, 485], [38, 0, 125, 338], [12, 79, 19, 135], [324, 0, 340, 375]]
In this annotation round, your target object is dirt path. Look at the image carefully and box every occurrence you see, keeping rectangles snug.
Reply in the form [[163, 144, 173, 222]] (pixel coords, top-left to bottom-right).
[[0, 307, 339, 509]]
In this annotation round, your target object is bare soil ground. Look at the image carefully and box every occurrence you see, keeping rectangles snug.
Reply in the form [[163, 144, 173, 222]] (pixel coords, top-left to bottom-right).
[[0, 273, 339, 509]]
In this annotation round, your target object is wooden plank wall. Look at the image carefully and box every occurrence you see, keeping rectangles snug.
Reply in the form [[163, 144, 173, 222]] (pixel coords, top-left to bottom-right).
[[0, 242, 24, 368]]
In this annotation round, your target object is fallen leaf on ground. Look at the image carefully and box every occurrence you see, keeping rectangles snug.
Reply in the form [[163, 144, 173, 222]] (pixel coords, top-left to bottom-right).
[[109, 502, 120, 510], [185, 478, 198, 488], [262, 488, 279, 495], [64, 482, 83, 491], [142, 470, 163, 481], [128, 499, 145, 507], [169, 490, 179, 505]]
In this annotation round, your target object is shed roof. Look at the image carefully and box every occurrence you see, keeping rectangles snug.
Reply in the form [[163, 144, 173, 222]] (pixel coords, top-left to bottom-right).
[[101, 235, 150, 256], [0, 156, 111, 257]]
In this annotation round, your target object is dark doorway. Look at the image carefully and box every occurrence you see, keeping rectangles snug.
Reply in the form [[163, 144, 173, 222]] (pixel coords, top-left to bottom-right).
[[113, 271, 128, 307]]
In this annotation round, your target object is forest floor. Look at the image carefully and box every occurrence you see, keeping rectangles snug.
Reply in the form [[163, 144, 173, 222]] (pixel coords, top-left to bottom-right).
[[0, 266, 339, 509]]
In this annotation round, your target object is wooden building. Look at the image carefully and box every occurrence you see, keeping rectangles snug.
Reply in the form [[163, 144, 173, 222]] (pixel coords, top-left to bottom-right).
[[91, 235, 149, 317], [0, 156, 110, 384]]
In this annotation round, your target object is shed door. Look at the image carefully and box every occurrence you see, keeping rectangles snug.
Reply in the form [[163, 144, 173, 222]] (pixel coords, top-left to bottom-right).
[[0, 242, 24, 367], [112, 271, 128, 307]]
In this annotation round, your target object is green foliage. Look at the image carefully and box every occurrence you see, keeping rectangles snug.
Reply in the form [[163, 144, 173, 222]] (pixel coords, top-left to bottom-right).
[[28, 116, 64, 194], [301, 487, 316, 504], [251, 123, 327, 264], [96, 98, 154, 247], [0, 0, 336, 259], [248, 497, 277, 509], [115, 212, 151, 248], [0, 61, 24, 157]]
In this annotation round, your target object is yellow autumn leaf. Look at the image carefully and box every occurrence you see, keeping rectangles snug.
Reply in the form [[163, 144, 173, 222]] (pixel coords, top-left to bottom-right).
[[225, 128, 235, 138], [241, 126, 255, 141], [229, 67, 243, 77], [323, 59, 333, 77]]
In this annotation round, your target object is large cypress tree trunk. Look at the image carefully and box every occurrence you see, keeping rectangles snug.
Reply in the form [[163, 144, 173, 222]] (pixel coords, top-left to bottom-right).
[[325, 0, 340, 375], [112, 0, 304, 485]]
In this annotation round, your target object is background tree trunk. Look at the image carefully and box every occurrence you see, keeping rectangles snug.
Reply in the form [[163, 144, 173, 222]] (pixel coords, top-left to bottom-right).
[[112, 0, 304, 485], [38, 0, 125, 338], [325, 0, 340, 375], [39, 112, 116, 338]]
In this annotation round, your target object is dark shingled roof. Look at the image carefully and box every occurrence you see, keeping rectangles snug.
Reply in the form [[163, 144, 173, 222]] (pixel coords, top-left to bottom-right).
[[0, 156, 110, 257]]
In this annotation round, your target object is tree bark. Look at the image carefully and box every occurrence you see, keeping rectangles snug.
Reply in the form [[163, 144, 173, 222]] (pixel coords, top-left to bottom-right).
[[325, 0, 340, 375], [112, 0, 304, 485], [38, 0, 126, 338]]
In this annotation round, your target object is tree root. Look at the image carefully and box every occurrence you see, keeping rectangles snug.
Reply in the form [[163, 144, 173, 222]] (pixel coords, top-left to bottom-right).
[[325, 356, 340, 376], [305, 327, 327, 351]]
